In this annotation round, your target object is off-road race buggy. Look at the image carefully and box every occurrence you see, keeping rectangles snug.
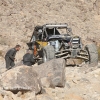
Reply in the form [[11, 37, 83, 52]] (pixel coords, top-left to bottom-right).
[[27, 23, 98, 65]]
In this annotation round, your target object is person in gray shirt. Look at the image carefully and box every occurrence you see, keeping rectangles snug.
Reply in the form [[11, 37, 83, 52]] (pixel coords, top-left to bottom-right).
[[5, 45, 21, 70]]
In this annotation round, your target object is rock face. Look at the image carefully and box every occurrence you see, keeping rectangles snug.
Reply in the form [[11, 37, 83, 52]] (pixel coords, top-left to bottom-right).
[[0, 0, 100, 63], [94, 0, 100, 15], [33, 58, 66, 88], [0, 65, 42, 94]]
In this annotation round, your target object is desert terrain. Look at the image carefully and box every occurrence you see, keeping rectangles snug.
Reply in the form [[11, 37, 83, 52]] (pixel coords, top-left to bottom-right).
[[0, 0, 100, 100]]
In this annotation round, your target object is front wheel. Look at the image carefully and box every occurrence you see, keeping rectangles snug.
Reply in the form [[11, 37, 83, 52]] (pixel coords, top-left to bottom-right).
[[43, 45, 55, 63], [85, 43, 98, 66]]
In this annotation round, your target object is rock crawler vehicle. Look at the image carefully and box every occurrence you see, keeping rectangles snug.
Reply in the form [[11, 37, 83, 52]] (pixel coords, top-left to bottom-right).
[[27, 23, 98, 65]]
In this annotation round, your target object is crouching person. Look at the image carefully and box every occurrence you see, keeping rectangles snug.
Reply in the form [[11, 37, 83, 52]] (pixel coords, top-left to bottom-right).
[[23, 50, 35, 66]]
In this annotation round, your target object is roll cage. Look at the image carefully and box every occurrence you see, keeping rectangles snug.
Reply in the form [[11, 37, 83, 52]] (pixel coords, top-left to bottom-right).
[[30, 23, 70, 42]]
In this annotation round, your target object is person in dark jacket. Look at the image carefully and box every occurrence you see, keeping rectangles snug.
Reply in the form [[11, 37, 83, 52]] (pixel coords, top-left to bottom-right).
[[5, 45, 21, 70], [23, 50, 35, 66]]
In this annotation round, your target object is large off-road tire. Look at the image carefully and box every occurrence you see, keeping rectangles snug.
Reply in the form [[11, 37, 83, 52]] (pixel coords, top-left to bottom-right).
[[43, 45, 55, 63], [85, 43, 98, 66]]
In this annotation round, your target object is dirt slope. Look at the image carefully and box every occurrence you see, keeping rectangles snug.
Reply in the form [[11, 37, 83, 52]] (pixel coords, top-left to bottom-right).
[[0, 1, 100, 100], [0, 0, 100, 62]]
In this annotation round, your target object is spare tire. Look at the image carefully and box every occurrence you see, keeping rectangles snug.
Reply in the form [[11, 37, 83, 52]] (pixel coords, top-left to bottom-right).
[[43, 45, 55, 63], [85, 43, 98, 66]]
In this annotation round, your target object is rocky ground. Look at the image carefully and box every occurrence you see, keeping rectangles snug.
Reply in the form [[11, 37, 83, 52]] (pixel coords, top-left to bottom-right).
[[0, 62, 100, 100], [43, 63, 100, 100], [0, 0, 100, 100]]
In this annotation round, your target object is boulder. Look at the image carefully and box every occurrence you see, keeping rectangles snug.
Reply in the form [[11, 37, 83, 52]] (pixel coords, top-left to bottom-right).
[[33, 58, 66, 88], [0, 65, 42, 94]]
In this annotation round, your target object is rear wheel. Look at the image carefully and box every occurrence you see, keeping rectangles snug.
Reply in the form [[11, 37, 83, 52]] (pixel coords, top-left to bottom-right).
[[85, 43, 98, 66], [43, 45, 55, 63]]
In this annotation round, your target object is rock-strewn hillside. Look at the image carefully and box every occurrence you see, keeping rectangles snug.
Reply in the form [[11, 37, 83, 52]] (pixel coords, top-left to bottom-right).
[[0, 1, 100, 100], [0, 0, 100, 61], [0, 61, 100, 100]]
